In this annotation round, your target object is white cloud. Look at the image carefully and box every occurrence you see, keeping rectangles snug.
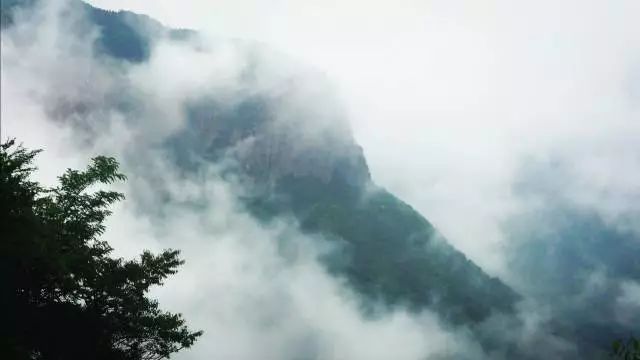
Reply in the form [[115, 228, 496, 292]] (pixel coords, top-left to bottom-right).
[[1, 2, 481, 359], [3, 0, 639, 358], [83, 0, 640, 278], [105, 169, 476, 360]]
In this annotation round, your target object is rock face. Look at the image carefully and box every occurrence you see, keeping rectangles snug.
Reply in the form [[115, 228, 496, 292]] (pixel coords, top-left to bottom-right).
[[231, 120, 369, 187], [176, 78, 521, 327], [193, 101, 370, 189]]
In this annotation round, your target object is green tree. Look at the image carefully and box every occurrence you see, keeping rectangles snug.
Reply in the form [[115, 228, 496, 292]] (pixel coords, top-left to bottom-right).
[[0, 139, 202, 360], [613, 337, 640, 360]]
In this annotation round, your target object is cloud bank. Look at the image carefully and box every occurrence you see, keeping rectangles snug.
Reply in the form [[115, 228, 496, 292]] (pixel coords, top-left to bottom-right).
[[86, 0, 640, 278], [2, 0, 639, 358], [1, 1, 481, 359]]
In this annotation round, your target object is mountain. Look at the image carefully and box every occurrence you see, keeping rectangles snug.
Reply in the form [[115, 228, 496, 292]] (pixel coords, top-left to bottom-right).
[[503, 160, 640, 356], [2, 0, 520, 345]]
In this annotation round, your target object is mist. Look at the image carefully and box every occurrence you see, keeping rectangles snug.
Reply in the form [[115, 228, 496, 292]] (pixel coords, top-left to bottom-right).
[[2, 1, 479, 359], [87, 0, 640, 276], [2, 0, 639, 358]]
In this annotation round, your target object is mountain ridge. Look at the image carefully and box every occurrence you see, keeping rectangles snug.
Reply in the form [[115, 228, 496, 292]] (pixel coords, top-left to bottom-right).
[[1, 0, 521, 341]]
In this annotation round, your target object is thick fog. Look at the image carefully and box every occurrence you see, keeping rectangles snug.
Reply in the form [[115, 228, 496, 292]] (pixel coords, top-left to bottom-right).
[[1, 1, 482, 359], [3, 0, 639, 358], [88, 0, 640, 275]]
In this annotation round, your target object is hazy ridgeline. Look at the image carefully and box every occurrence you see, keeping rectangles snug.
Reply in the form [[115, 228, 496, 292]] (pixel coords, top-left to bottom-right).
[[2, 0, 639, 359]]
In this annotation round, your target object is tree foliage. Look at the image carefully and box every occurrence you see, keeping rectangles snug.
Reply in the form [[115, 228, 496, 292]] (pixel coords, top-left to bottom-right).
[[613, 337, 640, 360], [0, 139, 202, 360]]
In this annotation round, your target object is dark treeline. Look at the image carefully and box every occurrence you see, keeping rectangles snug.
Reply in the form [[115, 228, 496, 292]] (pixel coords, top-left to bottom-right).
[[0, 139, 201, 360]]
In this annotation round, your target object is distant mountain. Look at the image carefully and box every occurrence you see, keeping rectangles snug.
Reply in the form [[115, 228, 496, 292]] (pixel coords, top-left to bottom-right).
[[79, 2, 520, 325], [504, 160, 640, 357], [183, 94, 520, 326], [2, 0, 520, 347]]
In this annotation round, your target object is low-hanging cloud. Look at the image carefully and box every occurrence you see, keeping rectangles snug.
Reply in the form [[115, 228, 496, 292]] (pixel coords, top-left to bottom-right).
[[1, 1, 491, 359], [3, 0, 639, 358], [84, 0, 640, 283]]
